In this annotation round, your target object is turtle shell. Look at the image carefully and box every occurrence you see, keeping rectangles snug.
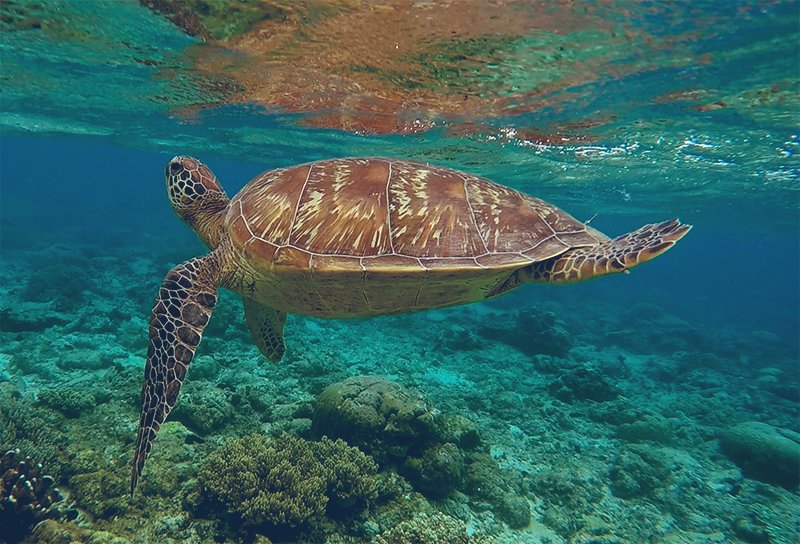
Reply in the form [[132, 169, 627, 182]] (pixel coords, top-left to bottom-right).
[[224, 158, 606, 315]]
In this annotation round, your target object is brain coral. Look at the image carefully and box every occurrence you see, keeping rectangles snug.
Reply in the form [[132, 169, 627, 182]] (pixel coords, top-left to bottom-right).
[[312, 375, 441, 463]]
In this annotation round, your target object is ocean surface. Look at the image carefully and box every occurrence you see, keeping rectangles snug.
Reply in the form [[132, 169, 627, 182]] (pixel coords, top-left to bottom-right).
[[1, 2, 798, 543]]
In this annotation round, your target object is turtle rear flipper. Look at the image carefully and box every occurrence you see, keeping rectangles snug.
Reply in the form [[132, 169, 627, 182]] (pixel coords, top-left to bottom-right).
[[243, 298, 287, 363], [530, 219, 692, 283], [131, 251, 222, 496]]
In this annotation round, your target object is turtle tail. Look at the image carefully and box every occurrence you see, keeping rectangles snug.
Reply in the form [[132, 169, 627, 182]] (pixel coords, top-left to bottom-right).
[[530, 219, 692, 283]]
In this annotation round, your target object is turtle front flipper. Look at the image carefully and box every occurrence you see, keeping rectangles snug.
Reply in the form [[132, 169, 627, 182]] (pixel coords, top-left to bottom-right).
[[131, 251, 222, 496], [243, 297, 286, 363], [529, 219, 691, 283]]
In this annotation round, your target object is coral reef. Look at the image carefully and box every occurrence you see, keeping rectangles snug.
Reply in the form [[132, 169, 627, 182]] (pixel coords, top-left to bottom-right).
[[604, 303, 709, 354], [375, 511, 490, 544], [26, 519, 130, 544], [198, 433, 378, 529], [529, 470, 603, 536], [36, 387, 96, 418], [311, 375, 530, 527], [0, 449, 64, 544], [1, 210, 798, 543], [311, 436, 380, 509], [438, 414, 482, 451], [0, 307, 70, 333], [732, 515, 771, 544], [0, 384, 67, 481]]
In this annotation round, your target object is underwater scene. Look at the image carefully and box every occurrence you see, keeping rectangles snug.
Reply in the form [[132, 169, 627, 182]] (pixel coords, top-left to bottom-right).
[[1, 1, 798, 543]]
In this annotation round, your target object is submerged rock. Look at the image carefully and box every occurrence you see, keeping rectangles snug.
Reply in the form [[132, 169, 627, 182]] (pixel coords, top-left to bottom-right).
[[0, 307, 70, 333], [549, 366, 619, 403], [733, 515, 771, 543], [312, 376, 528, 528], [462, 450, 530, 528], [609, 445, 669, 499], [478, 309, 572, 358], [438, 414, 482, 451], [606, 304, 708, 354], [402, 443, 465, 497], [719, 421, 800, 488], [528, 469, 601, 513], [171, 381, 234, 435], [312, 376, 440, 462], [495, 494, 531, 529], [614, 414, 675, 445]]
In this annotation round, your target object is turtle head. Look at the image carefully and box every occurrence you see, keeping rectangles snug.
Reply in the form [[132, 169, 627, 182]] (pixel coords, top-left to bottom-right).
[[166, 156, 229, 248]]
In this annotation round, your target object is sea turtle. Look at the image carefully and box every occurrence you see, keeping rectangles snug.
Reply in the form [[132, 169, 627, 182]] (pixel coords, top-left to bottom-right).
[[131, 156, 690, 494]]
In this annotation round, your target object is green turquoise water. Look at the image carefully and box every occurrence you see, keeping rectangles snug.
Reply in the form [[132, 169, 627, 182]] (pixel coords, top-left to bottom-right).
[[1, 2, 798, 543]]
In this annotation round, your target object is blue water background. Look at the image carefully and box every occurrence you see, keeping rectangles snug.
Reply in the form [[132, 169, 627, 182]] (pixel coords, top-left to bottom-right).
[[2, 133, 797, 357]]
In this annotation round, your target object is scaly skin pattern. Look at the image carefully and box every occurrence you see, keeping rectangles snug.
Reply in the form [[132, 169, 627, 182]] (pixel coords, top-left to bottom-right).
[[166, 157, 229, 248], [243, 298, 286, 362], [528, 219, 692, 283], [130, 248, 223, 496], [131, 155, 691, 495]]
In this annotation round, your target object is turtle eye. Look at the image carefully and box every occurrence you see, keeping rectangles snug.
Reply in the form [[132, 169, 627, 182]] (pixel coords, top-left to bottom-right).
[[169, 162, 183, 176]]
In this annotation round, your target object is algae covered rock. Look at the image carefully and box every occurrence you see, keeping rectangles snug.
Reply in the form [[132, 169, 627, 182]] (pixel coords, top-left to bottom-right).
[[198, 433, 378, 528], [609, 445, 669, 499], [187, 354, 220, 382], [733, 515, 771, 543], [438, 414, 482, 451], [720, 421, 800, 488], [311, 376, 528, 528], [28, 519, 130, 544], [614, 414, 675, 445], [311, 376, 440, 462], [477, 308, 572, 358], [549, 366, 619, 403], [495, 494, 531, 529], [606, 304, 707, 354], [70, 465, 130, 518], [402, 442, 465, 497], [568, 521, 625, 544], [462, 450, 530, 528], [171, 381, 234, 435], [312, 435, 380, 509], [0, 305, 70, 333], [528, 469, 601, 512]]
